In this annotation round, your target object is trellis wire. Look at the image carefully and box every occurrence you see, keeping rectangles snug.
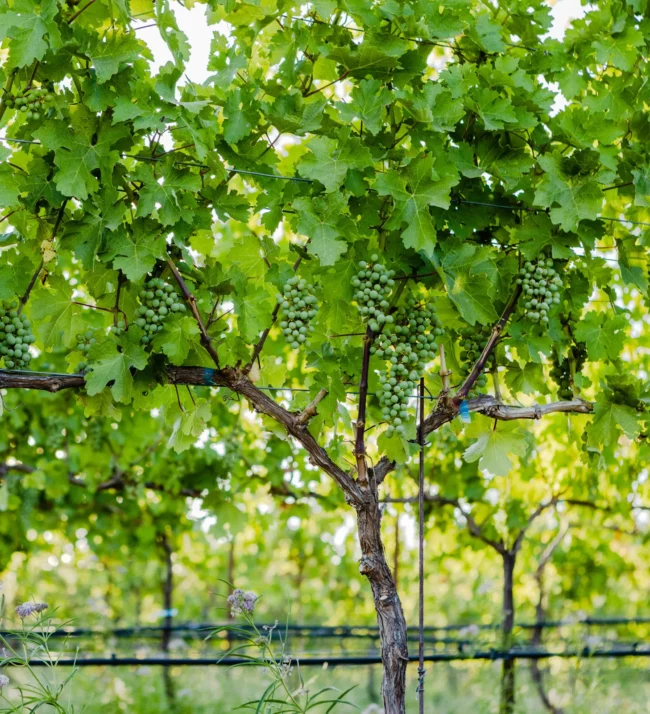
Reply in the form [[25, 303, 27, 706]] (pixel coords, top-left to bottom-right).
[[0, 137, 648, 229], [3, 616, 647, 639], [17, 646, 650, 667]]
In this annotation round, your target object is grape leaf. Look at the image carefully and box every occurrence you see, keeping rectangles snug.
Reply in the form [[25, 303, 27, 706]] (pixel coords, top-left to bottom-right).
[[298, 130, 373, 192], [293, 194, 351, 266], [464, 421, 528, 476], [87, 32, 148, 84], [574, 312, 627, 362], [375, 154, 457, 256], [31, 276, 84, 350], [534, 154, 603, 232], [85, 336, 148, 403], [152, 316, 200, 364], [109, 220, 167, 282]]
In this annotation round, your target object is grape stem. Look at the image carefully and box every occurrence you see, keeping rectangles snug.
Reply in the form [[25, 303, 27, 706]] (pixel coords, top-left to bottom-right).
[[453, 284, 522, 405], [68, 0, 97, 23], [166, 256, 221, 368]]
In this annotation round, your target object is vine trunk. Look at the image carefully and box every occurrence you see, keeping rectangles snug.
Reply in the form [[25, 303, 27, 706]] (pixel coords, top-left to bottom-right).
[[356, 493, 409, 714]]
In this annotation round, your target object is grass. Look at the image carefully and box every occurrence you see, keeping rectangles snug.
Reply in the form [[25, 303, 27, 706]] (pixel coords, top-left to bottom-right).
[[3, 658, 649, 713]]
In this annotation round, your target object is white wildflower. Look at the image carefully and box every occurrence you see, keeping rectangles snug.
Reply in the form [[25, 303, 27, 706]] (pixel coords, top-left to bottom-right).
[[0, 674, 9, 688]]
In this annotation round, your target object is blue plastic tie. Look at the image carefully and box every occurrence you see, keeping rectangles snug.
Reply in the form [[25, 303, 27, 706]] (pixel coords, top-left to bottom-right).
[[203, 368, 214, 386], [459, 400, 471, 423]]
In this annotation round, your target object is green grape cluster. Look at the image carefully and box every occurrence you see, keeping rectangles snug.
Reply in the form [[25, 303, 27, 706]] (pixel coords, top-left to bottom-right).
[[458, 325, 494, 390], [3, 86, 55, 121], [0, 301, 35, 369], [516, 258, 562, 324], [550, 343, 587, 400], [278, 277, 318, 348], [112, 319, 127, 337], [135, 278, 185, 345], [352, 255, 396, 330], [372, 298, 443, 437], [75, 329, 97, 372]]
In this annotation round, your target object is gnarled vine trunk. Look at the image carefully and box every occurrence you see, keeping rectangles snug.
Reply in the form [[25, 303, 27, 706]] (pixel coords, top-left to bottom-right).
[[356, 494, 409, 714]]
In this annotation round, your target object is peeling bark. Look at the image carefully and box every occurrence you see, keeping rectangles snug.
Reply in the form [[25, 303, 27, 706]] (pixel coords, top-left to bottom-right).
[[356, 496, 409, 714]]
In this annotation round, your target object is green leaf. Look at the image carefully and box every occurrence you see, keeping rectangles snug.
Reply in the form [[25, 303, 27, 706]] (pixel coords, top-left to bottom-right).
[[85, 336, 148, 403], [109, 220, 167, 281], [34, 112, 127, 200], [574, 312, 626, 362], [234, 286, 275, 342], [534, 154, 603, 232], [0, 164, 21, 208], [592, 26, 643, 72], [375, 154, 457, 256], [589, 399, 641, 447], [1, 0, 60, 67], [298, 130, 373, 192], [135, 160, 201, 226], [464, 421, 528, 476], [471, 88, 516, 131], [293, 194, 351, 266], [167, 399, 212, 453], [31, 276, 84, 350], [632, 167, 650, 207], [337, 78, 391, 135], [87, 32, 148, 84], [223, 88, 258, 145], [152, 316, 200, 364]]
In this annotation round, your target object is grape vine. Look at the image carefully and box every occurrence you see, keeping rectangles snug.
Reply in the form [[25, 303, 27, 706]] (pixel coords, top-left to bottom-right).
[[278, 277, 319, 348], [0, 301, 35, 369], [373, 299, 443, 437], [135, 278, 185, 345]]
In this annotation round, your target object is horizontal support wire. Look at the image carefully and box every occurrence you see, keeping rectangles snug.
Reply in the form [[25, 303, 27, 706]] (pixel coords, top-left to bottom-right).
[[0, 137, 648, 228], [2, 616, 647, 639], [14, 647, 650, 667]]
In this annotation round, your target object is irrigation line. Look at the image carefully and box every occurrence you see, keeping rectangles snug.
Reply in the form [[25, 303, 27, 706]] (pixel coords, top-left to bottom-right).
[[18, 647, 650, 667]]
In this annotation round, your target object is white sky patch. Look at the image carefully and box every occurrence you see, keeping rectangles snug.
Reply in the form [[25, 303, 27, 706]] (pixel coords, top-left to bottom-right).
[[547, 0, 589, 40], [138, 1, 216, 84]]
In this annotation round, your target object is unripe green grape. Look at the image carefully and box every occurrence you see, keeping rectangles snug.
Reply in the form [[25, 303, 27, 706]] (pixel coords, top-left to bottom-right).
[[137, 277, 183, 345], [279, 274, 319, 350]]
